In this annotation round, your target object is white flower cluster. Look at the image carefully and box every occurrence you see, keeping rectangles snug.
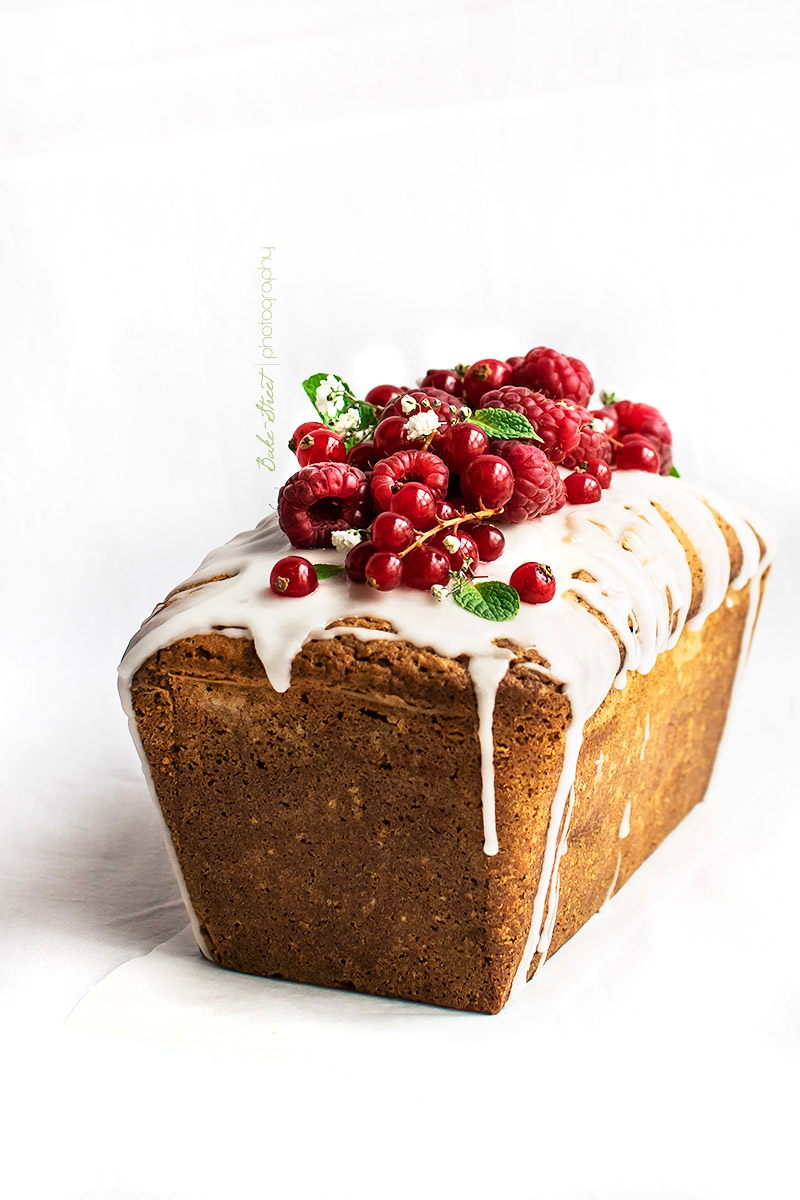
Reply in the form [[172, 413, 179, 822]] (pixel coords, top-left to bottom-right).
[[331, 409, 360, 436], [406, 410, 440, 441], [590, 417, 606, 433], [315, 374, 344, 406], [431, 584, 449, 603], [331, 529, 363, 554]]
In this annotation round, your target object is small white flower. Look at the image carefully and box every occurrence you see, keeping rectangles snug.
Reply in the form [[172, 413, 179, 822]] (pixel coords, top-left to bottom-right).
[[315, 374, 341, 406], [591, 417, 605, 433], [406, 410, 440, 441], [400, 395, 418, 415], [332, 409, 360, 435], [331, 529, 363, 554], [431, 584, 448, 603], [442, 534, 460, 554]]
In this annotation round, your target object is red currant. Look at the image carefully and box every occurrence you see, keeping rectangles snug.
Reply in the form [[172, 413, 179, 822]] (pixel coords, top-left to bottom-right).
[[365, 551, 403, 591], [289, 420, 325, 453], [430, 529, 479, 572], [346, 440, 380, 471], [270, 556, 318, 597], [371, 510, 415, 552], [510, 561, 556, 604], [591, 406, 619, 439], [390, 482, 437, 529], [460, 454, 515, 511], [616, 436, 660, 473], [462, 358, 513, 405], [402, 546, 451, 590], [296, 428, 347, 466], [506, 356, 524, 369], [419, 369, 463, 397], [345, 539, 376, 583], [565, 471, 602, 504], [374, 415, 412, 457], [437, 422, 490, 473], [364, 384, 404, 409], [585, 458, 612, 489], [461, 521, 505, 562], [435, 498, 459, 522]]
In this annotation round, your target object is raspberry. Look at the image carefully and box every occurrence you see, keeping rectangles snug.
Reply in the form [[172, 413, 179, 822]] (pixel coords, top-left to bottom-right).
[[561, 408, 613, 470], [479, 386, 582, 463], [278, 462, 371, 549], [489, 440, 566, 523], [611, 401, 673, 474], [511, 346, 594, 406], [380, 388, 456, 424], [370, 450, 449, 512]]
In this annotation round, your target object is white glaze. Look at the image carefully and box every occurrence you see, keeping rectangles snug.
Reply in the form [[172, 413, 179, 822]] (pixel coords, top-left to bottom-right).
[[118, 470, 774, 992], [619, 799, 632, 839]]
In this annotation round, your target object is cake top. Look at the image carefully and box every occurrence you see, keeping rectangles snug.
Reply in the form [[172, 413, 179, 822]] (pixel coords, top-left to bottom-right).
[[119, 345, 773, 864]]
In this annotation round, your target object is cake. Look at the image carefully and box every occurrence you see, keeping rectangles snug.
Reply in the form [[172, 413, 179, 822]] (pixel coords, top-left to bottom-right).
[[119, 348, 773, 1013]]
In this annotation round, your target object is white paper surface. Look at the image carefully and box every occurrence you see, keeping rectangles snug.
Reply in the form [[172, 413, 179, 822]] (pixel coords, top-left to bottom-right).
[[3, 1, 799, 1196]]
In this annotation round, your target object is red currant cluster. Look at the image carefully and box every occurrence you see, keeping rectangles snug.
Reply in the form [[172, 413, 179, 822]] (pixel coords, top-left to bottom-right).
[[271, 346, 675, 607]]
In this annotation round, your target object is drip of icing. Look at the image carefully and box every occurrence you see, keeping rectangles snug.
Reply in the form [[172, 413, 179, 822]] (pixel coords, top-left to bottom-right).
[[468, 653, 516, 855], [118, 471, 774, 989], [639, 714, 650, 761], [619, 799, 632, 839], [601, 851, 623, 910], [536, 786, 576, 959]]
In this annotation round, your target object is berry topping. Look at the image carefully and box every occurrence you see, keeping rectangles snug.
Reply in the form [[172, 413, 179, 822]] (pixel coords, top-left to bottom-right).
[[462, 358, 513, 405], [437, 422, 490, 473], [510, 561, 556, 604], [365, 551, 403, 591], [430, 529, 479, 572], [419, 369, 463, 397], [296, 427, 347, 466], [401, 546, 451, 591], [370, 449, 449, 512], [564, 471, 602, 504], [270, 556, 318, 598], [344, 538, 376, 583], [616, 435, 661, 473], [373, 415, 413, 456], [289, 420, 326, 453], [278, 463, 371, 549], [371, 510, 416, 552], [389, 482, 437, 530], [585, 458, 612, 489], [489, 440, 566, 522], [511, 346, 594, 406], [346, 440, 380, 471], [460, 454, 515, 511], [610, 401, 673, 474], [479, 386, 583, 463], [364, 384, 405, 409], [461, 520, 505, 562], [561, 408, 613, 470]]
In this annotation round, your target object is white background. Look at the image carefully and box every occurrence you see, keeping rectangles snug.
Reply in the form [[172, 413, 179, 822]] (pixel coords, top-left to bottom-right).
[[1, 2, 799, 1197]]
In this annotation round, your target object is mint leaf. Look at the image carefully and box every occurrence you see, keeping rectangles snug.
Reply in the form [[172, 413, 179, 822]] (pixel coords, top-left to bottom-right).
[[669, 465, 680, 478], [312, 564, 345, 580], [452, 579, 520, 622], [471, 408, 543, 443]]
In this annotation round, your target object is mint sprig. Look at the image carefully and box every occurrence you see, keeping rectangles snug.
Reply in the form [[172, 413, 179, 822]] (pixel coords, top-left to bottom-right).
[[471, 408, 543, 443], [452, 579, 520, 622], [669, 465, 680, 478], [312, 563, 345, 580]]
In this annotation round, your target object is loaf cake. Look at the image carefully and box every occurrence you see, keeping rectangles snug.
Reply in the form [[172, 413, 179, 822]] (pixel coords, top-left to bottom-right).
[[119, 348, 773, 1013]]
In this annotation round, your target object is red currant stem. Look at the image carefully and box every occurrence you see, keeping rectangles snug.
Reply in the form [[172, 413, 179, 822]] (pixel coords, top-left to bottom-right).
[[398, 506, 501, 557]]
